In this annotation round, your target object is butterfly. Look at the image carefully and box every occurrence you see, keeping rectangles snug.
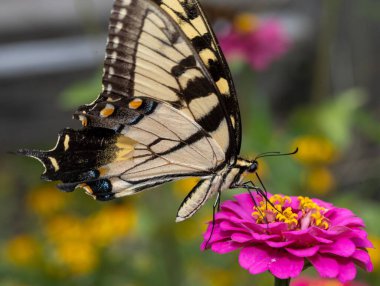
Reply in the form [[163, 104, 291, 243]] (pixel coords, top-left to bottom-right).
[[18, 0, 260, 222]]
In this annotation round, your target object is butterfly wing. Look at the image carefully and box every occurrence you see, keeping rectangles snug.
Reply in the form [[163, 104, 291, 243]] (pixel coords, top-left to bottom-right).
[[20, 0, 241, 209]]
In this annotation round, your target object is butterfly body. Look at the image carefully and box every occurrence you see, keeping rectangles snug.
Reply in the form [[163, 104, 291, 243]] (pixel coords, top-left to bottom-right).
[[19, 0, 258, 222]]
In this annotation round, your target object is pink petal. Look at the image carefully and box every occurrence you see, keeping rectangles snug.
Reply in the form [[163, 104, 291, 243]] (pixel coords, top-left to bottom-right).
[[284, 230, 332, 244], [266, 240, 295, 248], [308, 254, 339, 278], [219, 220, 250, 233], [352, 249, 373, 271], [235, 192, 259, 211], [231, 233, 254, 243], [337, 259, 356, 282], [239, 246, 304, 279], [249, 231, 281, 241], [351, 236, 374, 248], [215, 209, 238, 221], [220, 200, 251, 220], [327, 209, 365, 228], [268, 251, 304, 279], [202, 224, 229, 243], [285, 245, 319, 257], [210, 241, 240, 254], [319, 238, 356, 257], [320, 225, 348, 236], [239, 246, 270, 274], [263, 222, 290, 233]]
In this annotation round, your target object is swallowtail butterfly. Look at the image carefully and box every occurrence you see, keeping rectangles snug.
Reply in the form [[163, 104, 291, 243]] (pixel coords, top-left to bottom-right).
[[19, 0, 260, 222]]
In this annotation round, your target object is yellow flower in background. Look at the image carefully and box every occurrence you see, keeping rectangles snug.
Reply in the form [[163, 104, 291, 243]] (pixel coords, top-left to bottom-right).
[[27, 185, 66, 217], [368, 235, 380, 270], [292, 136, 339, 165], [305, 167, 335, 196], [40, 204, 136, 276], [5, 234, 40, 266], [44, 215, 86, 245], [55, 241, 98, 275], [86, 204, 137, 247], [234, 13, 259, 34]]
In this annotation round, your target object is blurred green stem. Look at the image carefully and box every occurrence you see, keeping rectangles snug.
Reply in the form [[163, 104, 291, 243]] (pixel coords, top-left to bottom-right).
[[274, 277, 290, 286]]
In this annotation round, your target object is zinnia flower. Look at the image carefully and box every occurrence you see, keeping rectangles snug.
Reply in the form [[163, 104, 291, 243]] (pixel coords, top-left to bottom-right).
[[219, 14, 290, 71], [201, 192, 373, 282]]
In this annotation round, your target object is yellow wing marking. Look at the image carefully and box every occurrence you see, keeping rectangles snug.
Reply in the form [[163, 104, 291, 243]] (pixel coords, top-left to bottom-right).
[[216, 78, 230, 95], [63, 135, 70, 151], [48, 157, 60, 172], [115, 136, 137, 162]]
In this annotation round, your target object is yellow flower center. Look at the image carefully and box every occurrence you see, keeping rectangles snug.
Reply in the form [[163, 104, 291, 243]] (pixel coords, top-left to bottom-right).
[[252, 195, 330, 230], [234, 14, 259, 34], [298, 196, 330, 229], [276, 207, 298, 227]]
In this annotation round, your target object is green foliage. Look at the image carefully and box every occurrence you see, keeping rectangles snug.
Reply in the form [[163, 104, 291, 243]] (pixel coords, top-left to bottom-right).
[[290, 88, 367, 149], [59, 72, 102, 110]]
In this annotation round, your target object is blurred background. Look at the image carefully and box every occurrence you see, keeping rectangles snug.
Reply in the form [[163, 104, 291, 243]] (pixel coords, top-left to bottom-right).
[[1, 0, 379, 285]]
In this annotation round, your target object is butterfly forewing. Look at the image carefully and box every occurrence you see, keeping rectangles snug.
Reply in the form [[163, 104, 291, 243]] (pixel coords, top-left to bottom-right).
[[152, 0, 242, 158]]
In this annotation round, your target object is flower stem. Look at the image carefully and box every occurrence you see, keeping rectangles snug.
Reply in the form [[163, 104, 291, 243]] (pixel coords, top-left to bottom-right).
[[274, 277, 290, 286]]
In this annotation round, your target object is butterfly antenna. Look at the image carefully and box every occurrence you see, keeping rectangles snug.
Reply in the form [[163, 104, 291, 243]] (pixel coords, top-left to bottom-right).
[[255, 147, 298, 161], [205, 190, 221, 248]]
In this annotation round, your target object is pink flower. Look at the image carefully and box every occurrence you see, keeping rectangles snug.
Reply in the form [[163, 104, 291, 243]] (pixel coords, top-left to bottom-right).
[[219, 15, 290, 71], [201, 193, 373, 282]]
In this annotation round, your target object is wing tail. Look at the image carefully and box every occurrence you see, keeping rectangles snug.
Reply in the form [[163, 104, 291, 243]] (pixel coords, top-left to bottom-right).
[[176, 175, 220, 222]]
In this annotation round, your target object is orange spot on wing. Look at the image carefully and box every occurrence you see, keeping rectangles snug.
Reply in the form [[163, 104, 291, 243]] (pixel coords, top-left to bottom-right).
[[129, 98, 143, 110], [100, 104, 115, 118]]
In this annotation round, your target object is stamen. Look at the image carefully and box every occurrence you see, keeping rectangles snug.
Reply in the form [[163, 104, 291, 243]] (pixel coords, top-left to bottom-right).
[[251, 195, 330, 230]]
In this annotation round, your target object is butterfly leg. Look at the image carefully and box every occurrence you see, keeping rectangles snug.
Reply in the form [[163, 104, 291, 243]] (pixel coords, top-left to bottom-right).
[[204, 190, 221, 248]]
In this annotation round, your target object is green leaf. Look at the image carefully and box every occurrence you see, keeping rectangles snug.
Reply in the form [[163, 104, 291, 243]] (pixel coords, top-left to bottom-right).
[[317, 88, 367, 148], [290, 88, 367, 149]]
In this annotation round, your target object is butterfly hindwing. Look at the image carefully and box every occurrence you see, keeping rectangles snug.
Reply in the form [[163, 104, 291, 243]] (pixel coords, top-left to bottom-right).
[[22, 97, 225, 200]]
